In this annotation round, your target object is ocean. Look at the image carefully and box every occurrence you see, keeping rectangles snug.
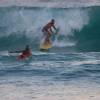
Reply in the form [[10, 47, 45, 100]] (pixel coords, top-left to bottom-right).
[[0, 5, 100, 100]]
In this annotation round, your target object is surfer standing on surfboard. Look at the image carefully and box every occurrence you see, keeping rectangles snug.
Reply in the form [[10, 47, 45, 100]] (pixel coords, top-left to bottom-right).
[[42, 19, 57, 43]]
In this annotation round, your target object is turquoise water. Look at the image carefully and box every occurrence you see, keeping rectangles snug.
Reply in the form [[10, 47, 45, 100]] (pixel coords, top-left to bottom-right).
[[0, 6, 100, 100]]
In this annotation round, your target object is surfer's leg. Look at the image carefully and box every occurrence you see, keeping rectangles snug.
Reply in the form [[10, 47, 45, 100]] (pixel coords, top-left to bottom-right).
[[42, 28, 51, 37], [47, 31, 52, 37], [44, 35, 51, 44]]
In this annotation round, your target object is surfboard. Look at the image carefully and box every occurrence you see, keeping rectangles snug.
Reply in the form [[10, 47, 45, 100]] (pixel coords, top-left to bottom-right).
[[39, 28, 59, 52], [40, 41, 52, 52]]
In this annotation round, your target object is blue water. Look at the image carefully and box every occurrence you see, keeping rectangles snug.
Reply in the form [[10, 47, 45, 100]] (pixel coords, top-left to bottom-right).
[[0, 6, 100, 100], [0, 52, 100, 99]]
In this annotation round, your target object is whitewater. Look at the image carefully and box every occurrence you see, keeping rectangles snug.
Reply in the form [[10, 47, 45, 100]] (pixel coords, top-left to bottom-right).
[[0, 1, 100, 100]]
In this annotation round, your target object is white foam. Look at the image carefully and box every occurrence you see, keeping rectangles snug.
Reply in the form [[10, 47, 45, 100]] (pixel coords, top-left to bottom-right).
[[0, 82, 100, 100], [71, 60, 100, 66], [0, 0, 100, 8], [53, 40, 75, 47], [0, 51, 9, 56]]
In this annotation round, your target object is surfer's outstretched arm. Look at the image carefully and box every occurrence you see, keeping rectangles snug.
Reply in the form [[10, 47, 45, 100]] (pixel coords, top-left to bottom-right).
[[9, 50, 23, 53]]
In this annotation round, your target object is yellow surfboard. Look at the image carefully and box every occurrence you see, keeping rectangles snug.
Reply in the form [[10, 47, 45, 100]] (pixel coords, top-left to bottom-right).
[[40, 41, 52, 52]]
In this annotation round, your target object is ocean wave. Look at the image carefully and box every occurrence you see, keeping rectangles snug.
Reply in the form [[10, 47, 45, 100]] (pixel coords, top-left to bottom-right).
[[0, 6, 99, 52], [0, 6, 89, 51]]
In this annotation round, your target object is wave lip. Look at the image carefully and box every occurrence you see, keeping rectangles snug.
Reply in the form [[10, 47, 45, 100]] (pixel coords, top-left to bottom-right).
[[0, 0, 100, 8]]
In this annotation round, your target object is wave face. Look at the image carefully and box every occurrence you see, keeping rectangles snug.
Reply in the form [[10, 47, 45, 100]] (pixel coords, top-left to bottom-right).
[[0, 6, 99, 52], [74, 6, 100, 52]]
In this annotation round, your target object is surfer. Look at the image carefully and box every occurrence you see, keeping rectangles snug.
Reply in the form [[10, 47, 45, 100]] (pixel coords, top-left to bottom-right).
[[10, 45, 32, 59], [17, 45, 32, 59], [42, 19, 57, 43], [21, 45, 31, 56]]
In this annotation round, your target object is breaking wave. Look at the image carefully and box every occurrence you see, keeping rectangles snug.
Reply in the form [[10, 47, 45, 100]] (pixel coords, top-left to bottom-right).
[[0, 6, 99, 52]]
